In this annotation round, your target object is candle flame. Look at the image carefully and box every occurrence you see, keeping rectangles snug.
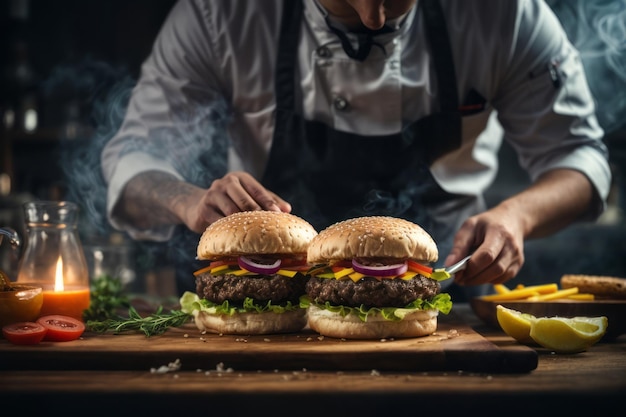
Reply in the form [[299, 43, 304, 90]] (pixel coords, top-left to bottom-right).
[[55, 257, 64, 291]]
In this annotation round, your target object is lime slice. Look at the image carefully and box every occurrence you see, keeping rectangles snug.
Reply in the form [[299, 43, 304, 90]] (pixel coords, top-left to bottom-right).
[[529, 316, 608, 353], [496, 304, 536, 344]]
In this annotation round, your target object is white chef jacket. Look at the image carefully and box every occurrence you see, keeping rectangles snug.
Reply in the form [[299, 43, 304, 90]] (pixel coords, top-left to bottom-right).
[[101, 0, 611, 241]]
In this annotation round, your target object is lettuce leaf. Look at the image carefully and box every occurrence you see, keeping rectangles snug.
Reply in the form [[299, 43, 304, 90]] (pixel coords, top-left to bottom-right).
[[180, 291, 302, 316], [299, 293, 452, 323]]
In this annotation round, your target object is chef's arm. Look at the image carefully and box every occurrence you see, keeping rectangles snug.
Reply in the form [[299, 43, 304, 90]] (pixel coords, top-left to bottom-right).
[[449, 168, 596, 285], [113, 171, 206, 233], [113, 170, 292, 235], [496, 168, 595, 239]]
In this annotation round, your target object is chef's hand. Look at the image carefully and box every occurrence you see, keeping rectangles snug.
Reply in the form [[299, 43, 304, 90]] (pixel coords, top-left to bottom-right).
[[184, 171, 292, 233], [444, 206, 525, 286], [443, 169, 595, 286]]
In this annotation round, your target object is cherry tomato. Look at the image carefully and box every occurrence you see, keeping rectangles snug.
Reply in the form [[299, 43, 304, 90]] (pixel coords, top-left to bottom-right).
[[37, 315, 85, 342], [2, 321, 48, 345]]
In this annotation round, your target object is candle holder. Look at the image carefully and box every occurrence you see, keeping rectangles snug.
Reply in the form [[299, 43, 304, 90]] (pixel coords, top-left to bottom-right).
[[15, 201, 90, 321]]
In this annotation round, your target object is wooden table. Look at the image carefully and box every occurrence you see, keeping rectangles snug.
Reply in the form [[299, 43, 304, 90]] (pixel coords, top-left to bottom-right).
[[1, 304, 624, 416]]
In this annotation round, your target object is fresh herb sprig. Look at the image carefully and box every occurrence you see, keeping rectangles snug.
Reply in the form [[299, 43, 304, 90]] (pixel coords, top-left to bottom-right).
[[83, 274, 191, 336], [83, 274, 130, 322], [86, 306, 191, 337]]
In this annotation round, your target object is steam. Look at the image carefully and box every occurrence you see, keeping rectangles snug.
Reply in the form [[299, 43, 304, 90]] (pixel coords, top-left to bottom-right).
[[48, 59, 228, 281], [43, 60, 134, 237], [547, 0, 626, 133]]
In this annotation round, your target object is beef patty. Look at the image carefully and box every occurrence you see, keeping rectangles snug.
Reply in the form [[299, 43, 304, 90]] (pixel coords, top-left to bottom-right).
[[196, 272, 308, 305], [305, 275, 441, 308]]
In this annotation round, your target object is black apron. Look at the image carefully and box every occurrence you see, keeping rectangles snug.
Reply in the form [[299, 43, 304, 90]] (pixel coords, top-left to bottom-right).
[[262, 0, 482, 264]]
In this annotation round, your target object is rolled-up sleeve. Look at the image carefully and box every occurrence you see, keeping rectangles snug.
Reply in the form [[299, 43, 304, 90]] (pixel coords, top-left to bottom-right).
[[494, 0, 611, 219], [101, 0, 225, 240]]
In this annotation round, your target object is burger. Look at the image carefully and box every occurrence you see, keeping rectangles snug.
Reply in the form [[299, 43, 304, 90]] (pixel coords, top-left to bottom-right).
[[301, 216, 452, 339], [180, 210, 318, 335]]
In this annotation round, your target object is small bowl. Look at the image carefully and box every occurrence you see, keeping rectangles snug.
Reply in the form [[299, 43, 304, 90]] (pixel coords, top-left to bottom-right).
[[0, 284, 44, 328]]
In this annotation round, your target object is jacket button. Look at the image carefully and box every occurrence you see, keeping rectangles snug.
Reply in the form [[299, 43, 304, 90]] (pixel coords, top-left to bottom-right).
[[333, 96, 349, 111], [317, 46, 332, 58]]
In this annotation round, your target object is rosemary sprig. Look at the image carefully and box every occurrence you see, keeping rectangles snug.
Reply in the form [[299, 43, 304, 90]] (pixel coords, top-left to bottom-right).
[[86, 306, 191, 337]]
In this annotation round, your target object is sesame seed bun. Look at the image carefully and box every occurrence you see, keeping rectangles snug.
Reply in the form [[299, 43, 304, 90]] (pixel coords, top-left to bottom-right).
[[197, 211, 318, 260], [307, 216, 438, 264]]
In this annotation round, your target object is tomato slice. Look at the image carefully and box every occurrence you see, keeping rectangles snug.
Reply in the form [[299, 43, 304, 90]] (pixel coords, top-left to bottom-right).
[[2, 321, 48, 345], [407, 260, 433, 275], [331, 260, 353, 269], [37, 315, 85, 342], [279, 257, 308, 268]]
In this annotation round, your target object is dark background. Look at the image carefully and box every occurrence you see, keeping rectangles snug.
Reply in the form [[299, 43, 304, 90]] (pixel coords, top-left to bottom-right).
[[1, 0, 625, 297], [1, 0, 176, 199], [0, 0, 179, 295]]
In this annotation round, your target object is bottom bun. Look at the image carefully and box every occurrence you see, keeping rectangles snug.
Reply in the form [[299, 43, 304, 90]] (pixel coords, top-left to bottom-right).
[[307, 305, 438, 339], [193, 309, 307, 335]]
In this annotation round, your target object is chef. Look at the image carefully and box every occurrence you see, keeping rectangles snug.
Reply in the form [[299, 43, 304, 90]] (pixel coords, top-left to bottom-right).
[[101, 0, 611, 296]]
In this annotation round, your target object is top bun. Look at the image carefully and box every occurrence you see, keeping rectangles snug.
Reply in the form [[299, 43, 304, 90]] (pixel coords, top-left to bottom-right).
[[307, 216, 438, 264], [197, 211, 318, 260]]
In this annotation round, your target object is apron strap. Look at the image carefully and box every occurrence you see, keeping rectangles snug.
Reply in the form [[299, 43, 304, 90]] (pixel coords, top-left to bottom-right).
[[274, 0, 302, 111], [421, 0, 460, 112]]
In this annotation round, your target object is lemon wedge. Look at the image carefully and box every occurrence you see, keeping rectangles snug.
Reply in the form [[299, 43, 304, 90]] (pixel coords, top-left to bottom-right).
[[496, 305, 608, 353], [496, 304, 536, 344], [529, 316, 608, 354]]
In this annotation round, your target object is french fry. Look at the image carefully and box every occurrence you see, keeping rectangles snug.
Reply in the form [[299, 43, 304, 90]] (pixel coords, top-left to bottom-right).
[[526, 287, 579, 301], [485, 281, 596, 302], [567, 293, 595, 301], [481, 283, 559, 301], [493, 284, 511, 294]]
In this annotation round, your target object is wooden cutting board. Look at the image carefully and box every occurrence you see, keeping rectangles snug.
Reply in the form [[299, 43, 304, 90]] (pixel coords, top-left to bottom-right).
[[0, 311, 537, 373]]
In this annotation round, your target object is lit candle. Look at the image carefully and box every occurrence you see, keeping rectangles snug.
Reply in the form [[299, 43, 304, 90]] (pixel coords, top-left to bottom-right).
[[40, 257, 90, 321]]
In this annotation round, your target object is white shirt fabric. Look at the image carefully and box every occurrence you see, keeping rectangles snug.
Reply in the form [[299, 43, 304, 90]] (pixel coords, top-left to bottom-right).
[[101, 0, 611, 241]]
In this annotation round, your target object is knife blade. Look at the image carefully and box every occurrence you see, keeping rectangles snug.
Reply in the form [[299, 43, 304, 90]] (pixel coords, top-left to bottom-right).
[[431, 255, 472, 281]]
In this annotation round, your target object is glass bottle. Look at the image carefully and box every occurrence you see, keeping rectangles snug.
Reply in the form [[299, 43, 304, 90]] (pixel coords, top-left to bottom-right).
[[16, 201, 90, 320]]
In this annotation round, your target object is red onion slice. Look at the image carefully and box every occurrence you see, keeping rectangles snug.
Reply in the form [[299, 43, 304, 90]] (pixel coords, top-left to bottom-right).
[[351, 259, 408, 277], [238, 256, 282, 275]]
